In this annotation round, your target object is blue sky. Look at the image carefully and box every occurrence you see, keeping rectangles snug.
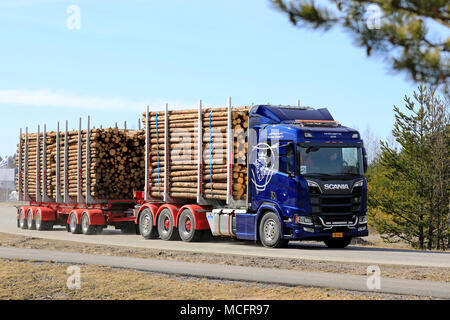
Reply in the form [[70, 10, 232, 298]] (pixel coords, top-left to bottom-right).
[[0, 0, 423, 157]]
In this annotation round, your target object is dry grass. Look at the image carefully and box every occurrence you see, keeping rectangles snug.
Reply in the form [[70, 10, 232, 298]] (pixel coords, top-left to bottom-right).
[[0, 259, 421, 300]]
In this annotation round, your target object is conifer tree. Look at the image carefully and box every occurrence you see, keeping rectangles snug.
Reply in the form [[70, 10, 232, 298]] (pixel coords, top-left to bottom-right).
[[272, 0, 449, 93]]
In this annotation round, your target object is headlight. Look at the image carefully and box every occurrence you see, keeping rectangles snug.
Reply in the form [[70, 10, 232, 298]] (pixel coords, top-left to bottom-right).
[[353, 180, 364, 188], [307, 180, 320, 188], [295, 215, 313, 225], [352, 133, 360, 139], [359, 216, 367, 224], [304, 132, 313, 138]]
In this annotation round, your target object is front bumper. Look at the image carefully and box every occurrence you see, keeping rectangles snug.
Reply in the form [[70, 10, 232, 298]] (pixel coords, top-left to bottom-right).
[[284, 220, 369, 240], [289, 227, 368, 240]]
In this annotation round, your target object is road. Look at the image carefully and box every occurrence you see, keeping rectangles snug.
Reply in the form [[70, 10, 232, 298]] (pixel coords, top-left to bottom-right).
[[1, 246, 450, 298], [1, 206, 449, 268]]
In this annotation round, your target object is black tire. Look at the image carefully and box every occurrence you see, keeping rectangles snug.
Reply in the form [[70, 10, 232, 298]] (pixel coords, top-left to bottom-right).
[[178, 209, 202, 242], [323, 237, 352, 248], [81, 213, 97, 235], [259, 211, 288, 248], [36, 211, 54, 231], [157, 209, 180, 241], [19, 209, 28, 229], [69, 213, 82, 234], [139, 208, 158, 239], [35, 210, 44, 231], [27, 210, 36, 230]]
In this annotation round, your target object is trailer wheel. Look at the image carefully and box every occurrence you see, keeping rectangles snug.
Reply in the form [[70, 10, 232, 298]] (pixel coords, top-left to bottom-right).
[[27, 209, 36, 230], [69, 213, 82, 234], [323, 237, 352, 248], [259, 211, 288, 248], [157, 209, 179, 241], [35, 211, 54, 231], [81, 213, 97, 235], [178, 209, 202, 242], [19, 208, 28, 229], [139, 208, 158, 239]]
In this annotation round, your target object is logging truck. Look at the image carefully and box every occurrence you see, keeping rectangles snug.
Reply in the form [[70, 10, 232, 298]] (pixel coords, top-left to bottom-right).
[[15, 99, 368, 248]]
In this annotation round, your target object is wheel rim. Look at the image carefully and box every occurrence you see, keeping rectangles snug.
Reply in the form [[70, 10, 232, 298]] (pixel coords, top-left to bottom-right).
[[27, 211, 33, 227], [36, 212, 41, 229], [82, 215, 89, 232], [19, 210, 25, 227], [70, 214, 77, 231], [163, 217, 170, 231], [179, 213, 193, 236], [264, 219, 276, 241], [185, 218, 191, 232], [142, 213, 151, 234]]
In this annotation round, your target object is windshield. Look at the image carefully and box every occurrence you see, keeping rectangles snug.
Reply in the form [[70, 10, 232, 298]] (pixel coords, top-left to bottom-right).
[[297, 145, 363, 176]]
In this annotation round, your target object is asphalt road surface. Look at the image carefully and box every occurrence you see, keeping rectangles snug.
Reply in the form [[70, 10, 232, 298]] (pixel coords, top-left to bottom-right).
[[1, 206, 449, 268], [1, 246, 450, 298]]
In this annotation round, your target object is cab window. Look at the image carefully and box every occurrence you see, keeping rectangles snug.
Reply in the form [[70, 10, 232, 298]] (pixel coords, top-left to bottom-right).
[[279, 142, 294, 174]]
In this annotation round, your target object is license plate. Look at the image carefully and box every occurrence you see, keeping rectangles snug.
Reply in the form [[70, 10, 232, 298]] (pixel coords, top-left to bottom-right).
[[332, 232, 343, 238]]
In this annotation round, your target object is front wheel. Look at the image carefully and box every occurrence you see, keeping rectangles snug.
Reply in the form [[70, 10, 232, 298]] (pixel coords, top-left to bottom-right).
[[259, 211, 288, 248], [323, 237, 352, 248]]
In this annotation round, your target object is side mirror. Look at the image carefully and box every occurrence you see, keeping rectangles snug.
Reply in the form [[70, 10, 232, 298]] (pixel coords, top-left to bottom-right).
[[362, 148, 368, 173]]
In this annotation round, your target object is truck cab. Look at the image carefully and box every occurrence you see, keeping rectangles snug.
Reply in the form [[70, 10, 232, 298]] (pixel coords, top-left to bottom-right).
[[241, 105, 368, 248]]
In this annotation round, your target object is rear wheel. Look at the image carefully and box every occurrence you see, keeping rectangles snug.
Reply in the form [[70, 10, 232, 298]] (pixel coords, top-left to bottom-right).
[[139, 209, 158, 239], [27, 209, 36, 230], [259, 211, 288, 248], [157, 209, 179, 241], [81, 213, 97, 235], [178, 209, 202, 242], [35, 210, 53, 231], [323, 237, 352, 248], [69, 213, 82, 234], [19, 209, 28, 229]]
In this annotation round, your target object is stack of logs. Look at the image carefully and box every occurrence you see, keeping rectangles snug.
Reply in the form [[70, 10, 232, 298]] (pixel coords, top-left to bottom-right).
[[142, 107, 249, 201], [16, 128, 145, 201]]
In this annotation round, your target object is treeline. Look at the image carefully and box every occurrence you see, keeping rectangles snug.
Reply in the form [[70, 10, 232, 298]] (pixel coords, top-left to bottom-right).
[[0, 155, 16, 169], [366, 85, 449, 250]]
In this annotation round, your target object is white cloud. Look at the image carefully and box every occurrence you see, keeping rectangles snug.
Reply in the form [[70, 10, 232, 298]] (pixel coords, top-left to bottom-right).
[[0, 89, 196, 111]]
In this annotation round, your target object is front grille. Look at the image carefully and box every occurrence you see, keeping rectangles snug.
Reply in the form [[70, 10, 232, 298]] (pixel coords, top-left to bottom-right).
[[308, 184, 362, 230], [309, 193, 360, 215]]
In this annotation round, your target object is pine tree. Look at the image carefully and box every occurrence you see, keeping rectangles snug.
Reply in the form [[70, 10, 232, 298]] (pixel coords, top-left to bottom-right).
[[370, 85, 449, 249], [272, 0, 449, 93]]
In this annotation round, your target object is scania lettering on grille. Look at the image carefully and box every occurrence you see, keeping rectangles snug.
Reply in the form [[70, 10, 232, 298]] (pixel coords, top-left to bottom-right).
[[324, 184, 349, 190]]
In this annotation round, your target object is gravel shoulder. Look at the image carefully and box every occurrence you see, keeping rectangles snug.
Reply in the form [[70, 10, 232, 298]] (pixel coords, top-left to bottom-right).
[[1, 232, 448, 283]]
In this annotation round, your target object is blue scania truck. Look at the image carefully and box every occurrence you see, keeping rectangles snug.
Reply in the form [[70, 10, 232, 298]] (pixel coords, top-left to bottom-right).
[[17, 100, 368, 249], [203, 104, 368, 248]]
